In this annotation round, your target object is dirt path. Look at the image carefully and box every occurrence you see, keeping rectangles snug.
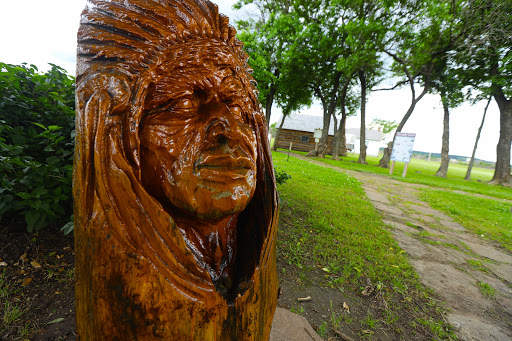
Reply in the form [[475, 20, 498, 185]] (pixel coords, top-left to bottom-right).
[[289, 153, 512, 341]]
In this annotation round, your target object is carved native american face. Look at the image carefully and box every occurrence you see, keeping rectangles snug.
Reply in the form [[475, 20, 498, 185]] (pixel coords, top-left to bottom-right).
[[139, 42, 258, 220], [75, 0, 277, 301]]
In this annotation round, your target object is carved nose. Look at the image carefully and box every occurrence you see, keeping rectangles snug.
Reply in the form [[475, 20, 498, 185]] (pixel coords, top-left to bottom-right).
[[203, 102, 241, 148]]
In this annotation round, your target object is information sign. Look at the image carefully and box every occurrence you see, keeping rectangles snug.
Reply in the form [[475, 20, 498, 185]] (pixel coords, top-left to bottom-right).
[[391, 133, 416, 163]]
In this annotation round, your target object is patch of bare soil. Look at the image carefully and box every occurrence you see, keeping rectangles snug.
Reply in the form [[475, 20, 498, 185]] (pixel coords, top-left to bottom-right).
[[294, 154, 512, 341], [0, 225, 75, 341]]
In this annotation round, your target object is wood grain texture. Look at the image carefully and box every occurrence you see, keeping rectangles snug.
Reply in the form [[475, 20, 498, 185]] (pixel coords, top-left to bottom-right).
[[74, 1, 278, 339]]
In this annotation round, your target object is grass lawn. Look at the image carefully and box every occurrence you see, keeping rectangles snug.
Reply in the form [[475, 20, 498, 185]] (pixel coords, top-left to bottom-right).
[[280, 149, 512, 201], [273, 151, 456, 340], [279, 149, 512, 255], [420, 189, 512, 253]]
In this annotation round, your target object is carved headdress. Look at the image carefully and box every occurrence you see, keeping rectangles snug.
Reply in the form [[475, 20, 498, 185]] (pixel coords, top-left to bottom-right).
[[74, 1, 278, 339]]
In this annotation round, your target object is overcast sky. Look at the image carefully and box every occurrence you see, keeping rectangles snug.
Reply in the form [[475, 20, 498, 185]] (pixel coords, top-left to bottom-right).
[[0, 0, 502, 162]]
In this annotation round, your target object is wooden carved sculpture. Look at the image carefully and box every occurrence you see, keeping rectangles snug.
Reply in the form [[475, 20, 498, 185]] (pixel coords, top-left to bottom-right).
[[73, 1, 278, 339]]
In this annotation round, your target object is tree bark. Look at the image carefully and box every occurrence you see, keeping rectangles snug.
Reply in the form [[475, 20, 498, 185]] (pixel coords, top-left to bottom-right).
[[489, 98, 512, 185], [265, 84, 276, 128], [333, 116, 347, 160], [465, 96, 491, 180], [435, 95, 450, 177], [333, 78, 351, 160], [357, 70, 368, 165], [318, 71, 343, 158], [272, 114, 286, 151]]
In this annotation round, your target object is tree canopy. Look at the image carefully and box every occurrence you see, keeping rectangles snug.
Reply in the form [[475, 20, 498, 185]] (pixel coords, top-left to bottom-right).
[[234, 0, 512, 185]]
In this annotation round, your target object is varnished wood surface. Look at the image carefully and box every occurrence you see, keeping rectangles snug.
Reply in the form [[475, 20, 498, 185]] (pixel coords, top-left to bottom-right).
[[74, 1, 278, 339]]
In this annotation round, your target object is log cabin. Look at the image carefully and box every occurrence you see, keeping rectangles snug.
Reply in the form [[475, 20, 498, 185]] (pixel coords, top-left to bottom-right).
[[274, 113, 385, 156]]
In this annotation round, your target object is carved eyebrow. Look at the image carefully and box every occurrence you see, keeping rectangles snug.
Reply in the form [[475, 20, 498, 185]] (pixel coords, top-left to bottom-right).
[[219, 75, 245, 98], [146, 90, 194, 114]]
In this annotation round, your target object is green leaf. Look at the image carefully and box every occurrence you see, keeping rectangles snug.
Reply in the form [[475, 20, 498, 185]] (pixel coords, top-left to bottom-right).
[[12, 134, 26, 145], [16, 192, 32, 200], [32, 187, 48, 198], [25, 210, 41, 233], [61, 221, 74, 235], [32, 122, 46, 130], [45, 156, 60, 165]]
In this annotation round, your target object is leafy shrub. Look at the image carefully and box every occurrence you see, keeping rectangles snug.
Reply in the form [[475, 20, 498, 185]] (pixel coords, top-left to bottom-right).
[[274, 167, 292, 185], [0, 63, 75, 233]]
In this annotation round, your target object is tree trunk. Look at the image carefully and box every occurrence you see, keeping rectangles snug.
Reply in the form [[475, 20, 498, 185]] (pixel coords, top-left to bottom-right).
[[265, 85, 276, 128], [489, 98, 512, 185], [318, 71, 343, 158], [338, 78, 351, 158], [333, 130, 341, 160], [357, 70, 368, 165], [340, 123, 347, 157], [272, 114, 286, 151], [378, 83, 430, 168], [333, 116, 347, 160], [435, 95, 450, 177], [465, 96, 491, 180], [332, 110, 340, 160], [380, 141, 393, 166]]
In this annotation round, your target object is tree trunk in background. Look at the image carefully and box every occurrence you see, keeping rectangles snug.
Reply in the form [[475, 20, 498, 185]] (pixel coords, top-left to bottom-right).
[[333, 130, 341, 160], [338, 78, 350, 158], [333, 116, 347, 160], [340, 124, 347, 157], [465, 96, 491, 180], [265, 85, 276, 128], [435, 95, 450, 177], [380, 141, 393, 166], [490, 98, 512, 185], [319, 71, 343, 158], [272, 114, 286, 151], [317, 104, 329, 158], [357, 70, 368, 165]]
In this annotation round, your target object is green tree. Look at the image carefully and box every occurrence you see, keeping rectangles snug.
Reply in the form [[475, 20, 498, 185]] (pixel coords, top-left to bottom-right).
[[368, 118, 398, 142], [456, 0, 512, 185], [235, 0, 311, 127], [378, 0, 462, 168]]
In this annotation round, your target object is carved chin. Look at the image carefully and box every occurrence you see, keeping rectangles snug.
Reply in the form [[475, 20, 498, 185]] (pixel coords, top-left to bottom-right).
[[169, 177, 256, 220]]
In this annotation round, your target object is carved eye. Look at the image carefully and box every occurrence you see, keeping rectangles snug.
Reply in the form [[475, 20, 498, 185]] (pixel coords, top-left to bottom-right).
[[230, 105, 242, 117], [174, 98, 195, 110]]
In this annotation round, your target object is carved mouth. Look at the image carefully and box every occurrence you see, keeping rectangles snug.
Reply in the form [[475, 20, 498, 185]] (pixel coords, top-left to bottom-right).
[[196, 156, 253, 171], [195, 148, 255, 174]]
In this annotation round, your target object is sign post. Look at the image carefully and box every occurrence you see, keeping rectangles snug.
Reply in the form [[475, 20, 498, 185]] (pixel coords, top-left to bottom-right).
[[390, 132, 416, 177], [313, 129, 322, 152]]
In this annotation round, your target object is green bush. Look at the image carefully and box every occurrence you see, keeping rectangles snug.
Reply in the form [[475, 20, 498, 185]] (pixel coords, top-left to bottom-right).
[[0, 63, 75, 233], [274, 167, 292, 185]]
